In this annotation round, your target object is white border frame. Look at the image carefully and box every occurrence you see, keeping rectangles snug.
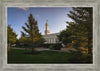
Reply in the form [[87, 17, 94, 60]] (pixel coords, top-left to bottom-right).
[[0, 0, 99, 71]]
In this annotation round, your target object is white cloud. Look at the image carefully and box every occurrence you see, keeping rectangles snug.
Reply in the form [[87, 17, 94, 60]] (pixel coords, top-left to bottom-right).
[[18, 7, 29, 11]]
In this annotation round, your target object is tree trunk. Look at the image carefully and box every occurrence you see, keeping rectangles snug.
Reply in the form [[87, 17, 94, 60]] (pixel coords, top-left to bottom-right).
[[32, 48, 34, 53], [31, 37, 34, 53]]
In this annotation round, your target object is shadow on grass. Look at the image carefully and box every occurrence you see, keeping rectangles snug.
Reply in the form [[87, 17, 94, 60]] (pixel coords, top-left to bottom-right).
[[24, 51, 41, 55]]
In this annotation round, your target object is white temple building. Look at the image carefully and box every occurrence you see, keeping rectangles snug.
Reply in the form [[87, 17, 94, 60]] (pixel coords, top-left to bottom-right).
[[43, 20, 59, 44]]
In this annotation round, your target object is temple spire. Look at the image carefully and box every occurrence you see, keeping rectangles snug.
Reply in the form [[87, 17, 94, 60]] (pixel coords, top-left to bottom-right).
[[45, 20, 50, 35], [46, 20, 48, 23]]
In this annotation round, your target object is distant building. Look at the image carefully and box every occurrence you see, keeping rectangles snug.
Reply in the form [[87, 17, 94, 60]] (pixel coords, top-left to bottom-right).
[[43, 20, 59, 44]]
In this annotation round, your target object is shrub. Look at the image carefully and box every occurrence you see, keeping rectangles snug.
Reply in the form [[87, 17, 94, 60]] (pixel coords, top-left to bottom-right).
[[68, 52, 93, 63], [42, 43, 62, 50], [42, 44, 54, 48], [53, 43, 62, 50], [49, 45, 54, 50]]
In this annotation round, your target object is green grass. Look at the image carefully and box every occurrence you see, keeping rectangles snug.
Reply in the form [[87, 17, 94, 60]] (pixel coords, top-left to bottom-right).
[[8, 49, 73, 64], [8, 48, 92, 64]]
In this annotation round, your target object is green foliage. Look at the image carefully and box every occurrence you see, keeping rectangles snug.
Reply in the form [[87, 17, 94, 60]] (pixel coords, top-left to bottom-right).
[[57, 22, 77, 45], [7, 25, 17, 45], [43, 43, 62, 50], [19, 13, 45, 47], [15, 39, 20, 46], [49, 45, 54, 50], [57, 30, 72, 45], [67, 7, 93, 54], [53, 43, 62, 50], [58, 7, 93, 54], [67, 52, 92, 63], [42, 44, 53, 48]]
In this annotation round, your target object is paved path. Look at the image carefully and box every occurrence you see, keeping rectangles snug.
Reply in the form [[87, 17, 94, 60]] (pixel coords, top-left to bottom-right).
[[10, 47, 71, 53], [11, 47, 27, 50]]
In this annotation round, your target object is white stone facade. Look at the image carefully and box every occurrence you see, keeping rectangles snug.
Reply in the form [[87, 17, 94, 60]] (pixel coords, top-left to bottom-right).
[[43, 33, 59, 44], [43, 20, 59, 44]]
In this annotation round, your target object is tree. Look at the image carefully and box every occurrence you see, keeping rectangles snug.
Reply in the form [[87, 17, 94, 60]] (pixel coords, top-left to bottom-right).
[[58, 7, 93, 54], [66, 22, 84, 49], [57, 29, 72, 45], [7, 25, 17, 50], [58, 22, 81, 49], [18, 31, 27, 46], [67, 7, 93, 54], [21, 13, 45, 52]]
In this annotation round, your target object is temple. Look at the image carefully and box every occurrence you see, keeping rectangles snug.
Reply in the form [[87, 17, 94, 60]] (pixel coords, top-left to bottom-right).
[[43, 20, 59, 44], [45, 20, 50, 35]]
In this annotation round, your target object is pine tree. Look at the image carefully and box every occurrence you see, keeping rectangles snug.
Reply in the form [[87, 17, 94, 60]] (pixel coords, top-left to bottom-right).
[[58, 22, 81, 48], [67, 7, 93, 54], [7, 25, 17, 50], [21, 13, 45, 52], [18, 31, 27, 46]]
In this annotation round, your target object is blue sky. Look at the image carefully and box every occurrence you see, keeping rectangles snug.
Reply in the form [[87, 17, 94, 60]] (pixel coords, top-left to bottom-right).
[[7, 7, 72, 39]]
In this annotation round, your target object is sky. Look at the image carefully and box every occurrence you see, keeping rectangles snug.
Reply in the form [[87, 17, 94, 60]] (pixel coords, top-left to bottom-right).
[[7, 7, 72, 39]]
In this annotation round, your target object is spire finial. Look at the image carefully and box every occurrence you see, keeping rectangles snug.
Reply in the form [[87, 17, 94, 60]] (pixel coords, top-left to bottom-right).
[[46, 20, 48, 23]]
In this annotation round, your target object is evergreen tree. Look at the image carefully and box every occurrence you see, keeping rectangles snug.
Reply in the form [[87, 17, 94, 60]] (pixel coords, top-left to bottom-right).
[[7, 25, 17, 50], [21, 13, 45, 52], [58, 7, 92, 54], [18, 31, 27, 46], [58, 22, 81, 48], [67, 7, 93, 54]]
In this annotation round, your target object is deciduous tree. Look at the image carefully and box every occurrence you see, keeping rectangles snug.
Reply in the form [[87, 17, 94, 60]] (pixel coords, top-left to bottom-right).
[[7, 25, 17, 50]]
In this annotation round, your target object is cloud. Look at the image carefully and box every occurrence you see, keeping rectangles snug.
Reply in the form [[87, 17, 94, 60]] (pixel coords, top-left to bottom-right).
[[17, 7, 29, 11], [36, 14, 39, 18]]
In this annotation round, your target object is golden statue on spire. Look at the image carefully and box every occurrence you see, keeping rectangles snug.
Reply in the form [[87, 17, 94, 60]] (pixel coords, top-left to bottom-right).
[[45, 20, 50, 35], [46, 20, 48, 23]]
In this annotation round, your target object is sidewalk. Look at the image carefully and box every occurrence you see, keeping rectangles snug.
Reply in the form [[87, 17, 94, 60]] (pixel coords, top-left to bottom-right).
[[10, 47, 71, 53]]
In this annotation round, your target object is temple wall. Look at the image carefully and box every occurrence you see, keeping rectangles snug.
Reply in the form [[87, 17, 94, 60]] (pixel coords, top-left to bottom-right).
[[43, 33, 59, 44]]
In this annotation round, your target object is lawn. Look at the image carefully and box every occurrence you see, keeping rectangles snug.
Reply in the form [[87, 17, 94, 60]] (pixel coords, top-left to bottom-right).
[[8, 48, 73, 64], [8, 48, 92, 64]]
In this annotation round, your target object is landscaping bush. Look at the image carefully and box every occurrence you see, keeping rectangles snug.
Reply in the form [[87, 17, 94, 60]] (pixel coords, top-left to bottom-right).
[[42, 43, 62, 50], [42, 44, 53, 48], [49, 45, 54, 50], [68, 52, 93, 63], [53, 43, 62, 50]]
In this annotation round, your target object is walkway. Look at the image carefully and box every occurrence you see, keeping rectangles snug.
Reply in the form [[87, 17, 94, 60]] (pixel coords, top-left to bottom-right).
[[10, 47, 71, 53]]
